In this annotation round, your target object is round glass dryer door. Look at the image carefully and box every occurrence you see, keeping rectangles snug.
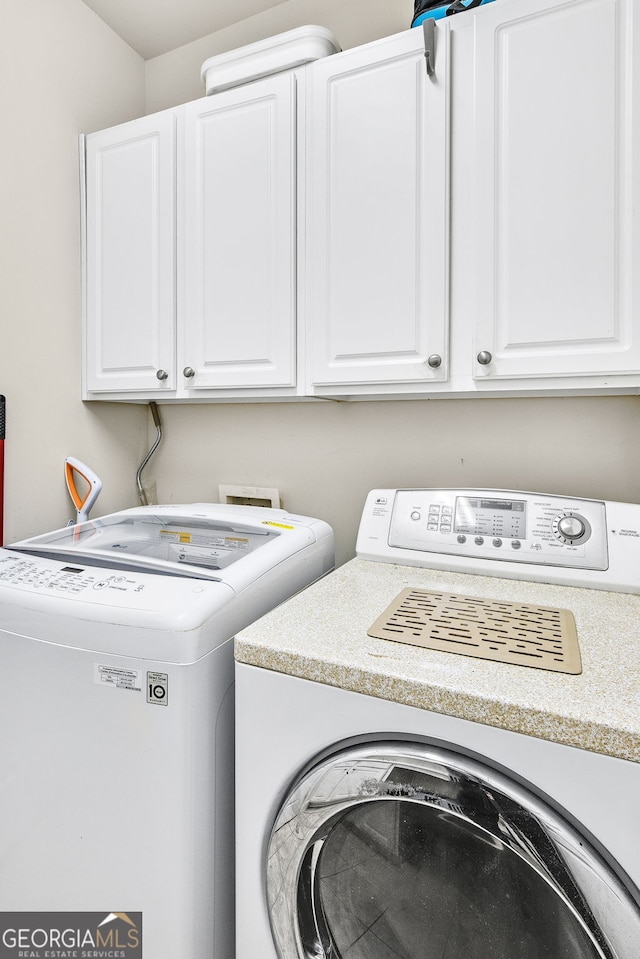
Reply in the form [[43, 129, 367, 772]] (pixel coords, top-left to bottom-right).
[[266, 742, 640, 959]]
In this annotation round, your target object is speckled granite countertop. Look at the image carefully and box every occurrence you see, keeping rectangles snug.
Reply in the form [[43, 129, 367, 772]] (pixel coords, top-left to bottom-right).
[[235, 559, 640, 764]]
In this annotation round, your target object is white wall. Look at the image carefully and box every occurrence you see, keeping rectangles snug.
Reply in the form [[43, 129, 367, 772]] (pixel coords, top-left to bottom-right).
[[146, 396, 640, 568], [141, 0, 640, 567], [0, 0, 149, 542]]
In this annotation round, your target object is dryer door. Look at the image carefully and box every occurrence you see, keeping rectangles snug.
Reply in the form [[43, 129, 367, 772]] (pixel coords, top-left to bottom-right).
[[266, 742, 640, 959]]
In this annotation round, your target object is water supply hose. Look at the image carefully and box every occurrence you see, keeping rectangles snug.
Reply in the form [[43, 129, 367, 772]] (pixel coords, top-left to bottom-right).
[[136, 402, 163, 506]]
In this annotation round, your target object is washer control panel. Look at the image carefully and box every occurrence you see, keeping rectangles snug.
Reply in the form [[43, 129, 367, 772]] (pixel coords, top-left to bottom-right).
[[0, 555, 147, 595]]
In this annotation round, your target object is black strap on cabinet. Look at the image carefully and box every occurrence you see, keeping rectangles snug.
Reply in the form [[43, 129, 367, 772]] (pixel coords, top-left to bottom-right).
[[413, 0, 448, 16], [413, 0, 485, 22], [446, 0, 484, 14]]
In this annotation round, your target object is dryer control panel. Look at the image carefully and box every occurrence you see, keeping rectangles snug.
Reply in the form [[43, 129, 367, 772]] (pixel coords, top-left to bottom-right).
[[356, 489, 640, 593], [390, 490, 607, 568]]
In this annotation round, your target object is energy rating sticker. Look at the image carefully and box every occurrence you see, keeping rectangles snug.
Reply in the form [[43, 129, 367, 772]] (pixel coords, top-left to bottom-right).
[[147, 671, 168, 706]]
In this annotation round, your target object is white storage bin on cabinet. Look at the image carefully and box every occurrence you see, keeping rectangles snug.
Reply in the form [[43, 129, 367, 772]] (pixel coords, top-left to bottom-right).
[[201, 25, 339, 94]]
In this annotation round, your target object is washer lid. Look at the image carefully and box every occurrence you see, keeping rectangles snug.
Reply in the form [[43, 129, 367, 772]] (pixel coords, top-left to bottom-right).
[[9, 503, 292, 581]]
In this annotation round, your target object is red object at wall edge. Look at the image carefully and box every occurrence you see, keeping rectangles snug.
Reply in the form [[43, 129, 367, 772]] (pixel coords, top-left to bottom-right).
[[0, 395, 5, 546]]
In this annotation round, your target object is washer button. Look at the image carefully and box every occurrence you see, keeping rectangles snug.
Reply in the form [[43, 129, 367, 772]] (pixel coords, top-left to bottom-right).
[[457, 535, 467, 544], [475, 536, 484, 546], [410, 510, 421, 521], [511, 540, 522, 550], [493, 538, 503, 548]]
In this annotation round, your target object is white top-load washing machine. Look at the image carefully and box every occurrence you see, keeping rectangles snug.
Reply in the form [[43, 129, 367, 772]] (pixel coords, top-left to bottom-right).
[[0, 503, 333, 959]]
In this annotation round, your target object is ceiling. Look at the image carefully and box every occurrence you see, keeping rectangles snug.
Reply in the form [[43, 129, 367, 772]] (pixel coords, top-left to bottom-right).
[[80, 0, 292, 60]]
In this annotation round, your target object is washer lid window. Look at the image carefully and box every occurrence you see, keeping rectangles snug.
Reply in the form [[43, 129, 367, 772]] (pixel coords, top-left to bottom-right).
[[10, 509, 279, 579], [266, 743, 640, 959]]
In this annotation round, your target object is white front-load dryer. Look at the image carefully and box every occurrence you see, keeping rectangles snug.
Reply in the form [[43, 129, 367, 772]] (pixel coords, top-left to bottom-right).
[[0, 503, 333, 959], [236, 666, 640, 959], [234, 488, 640, 959]]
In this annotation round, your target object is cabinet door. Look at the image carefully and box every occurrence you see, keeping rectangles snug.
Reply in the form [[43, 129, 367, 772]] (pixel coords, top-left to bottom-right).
[[467, 0, 640, 382], [306, 28, 450, 390], [84, 112, 176, 393], [180, 74, 296, 391]]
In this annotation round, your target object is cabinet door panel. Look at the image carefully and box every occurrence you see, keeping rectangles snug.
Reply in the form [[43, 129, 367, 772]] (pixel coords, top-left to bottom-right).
[[181, 75, 296, 390], [470, 0, 639, 380], [84, 113, 176, 393], [307, 28, 450, 388]]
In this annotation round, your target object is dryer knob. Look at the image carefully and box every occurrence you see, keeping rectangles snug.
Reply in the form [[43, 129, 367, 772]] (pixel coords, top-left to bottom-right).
[[557, 515, 586, 541]]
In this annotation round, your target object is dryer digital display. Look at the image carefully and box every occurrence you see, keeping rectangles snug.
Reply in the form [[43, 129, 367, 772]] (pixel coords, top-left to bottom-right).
[[454, 496, 527, 537]]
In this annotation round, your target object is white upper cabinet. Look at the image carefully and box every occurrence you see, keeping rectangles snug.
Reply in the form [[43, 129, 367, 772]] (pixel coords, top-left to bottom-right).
[[305, 28, 450, 392], [306, 0, 639, 396], [83, 3, 640, 401], [180, 73, 296, 392], [461, 0, 640, 385], [84, 112, 176, 393], [84, 73, 297, 400]]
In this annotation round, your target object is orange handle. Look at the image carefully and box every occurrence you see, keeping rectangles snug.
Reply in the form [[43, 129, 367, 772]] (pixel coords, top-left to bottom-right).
[[65, 457, 103, 523]]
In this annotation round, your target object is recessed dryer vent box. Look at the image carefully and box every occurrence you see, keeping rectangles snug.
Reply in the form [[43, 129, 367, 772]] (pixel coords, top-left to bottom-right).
[[219, 484, 281, 509], [201, 25, 340, 95]]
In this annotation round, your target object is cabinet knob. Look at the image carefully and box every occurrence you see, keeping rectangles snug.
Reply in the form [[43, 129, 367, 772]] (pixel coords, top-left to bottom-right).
[[183, 367, 196, 378], [156, 369, 169, 381], [427, 354, 442, 369], [476, 351, 493, 366]]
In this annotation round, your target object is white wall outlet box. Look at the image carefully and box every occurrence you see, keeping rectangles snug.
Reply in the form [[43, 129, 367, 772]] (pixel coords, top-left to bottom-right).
[[218, 484, 281, 509]]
